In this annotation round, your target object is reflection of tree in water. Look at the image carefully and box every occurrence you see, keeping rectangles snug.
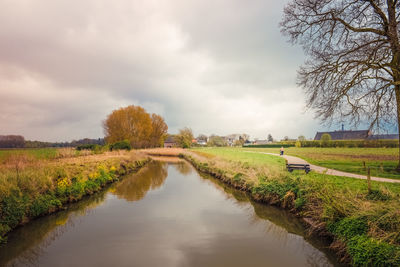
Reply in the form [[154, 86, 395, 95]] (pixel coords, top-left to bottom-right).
[[173, 161, 192, 175], [1, 192, 108, 267], [112, 161, 168, 201]]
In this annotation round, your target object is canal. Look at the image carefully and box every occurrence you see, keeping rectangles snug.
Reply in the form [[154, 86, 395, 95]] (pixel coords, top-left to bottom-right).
[[0, 159, 341, 266]]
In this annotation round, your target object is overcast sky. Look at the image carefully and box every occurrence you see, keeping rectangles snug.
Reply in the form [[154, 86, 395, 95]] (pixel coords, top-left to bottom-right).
[[0, 0, 329, 142]]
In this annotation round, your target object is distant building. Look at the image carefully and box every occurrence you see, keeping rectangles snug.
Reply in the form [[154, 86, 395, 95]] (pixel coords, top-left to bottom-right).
[[253, 140, 269, 145], [196, 140, 207, 146], [368, 134, 399, 140], [164, 136, 177, 148], [314, 130, 371, 140]]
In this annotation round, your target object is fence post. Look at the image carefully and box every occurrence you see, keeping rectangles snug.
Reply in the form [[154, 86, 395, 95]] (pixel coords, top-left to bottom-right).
[[363, 161, 366, 171], [367, 167, 371, 194]]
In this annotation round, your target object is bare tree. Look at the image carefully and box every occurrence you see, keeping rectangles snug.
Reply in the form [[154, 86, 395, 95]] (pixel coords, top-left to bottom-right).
[[281, 0, 400, 170]]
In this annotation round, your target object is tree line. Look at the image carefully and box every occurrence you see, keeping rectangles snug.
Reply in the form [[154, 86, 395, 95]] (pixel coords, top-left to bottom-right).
[[0, 135, 105, 149]]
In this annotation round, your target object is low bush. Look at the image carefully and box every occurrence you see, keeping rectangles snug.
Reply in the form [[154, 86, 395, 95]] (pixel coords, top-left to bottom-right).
[[327, 217, 368, 239], [0, 190, 29, 230], [252, 176, 300, 200], [76, 144, 98, 151], [366, 189, 392, 201], [347, 235, 400, 266], [244, 144, 294, 148], [109, 140, 131, 151], [29, 194, 62, 217]]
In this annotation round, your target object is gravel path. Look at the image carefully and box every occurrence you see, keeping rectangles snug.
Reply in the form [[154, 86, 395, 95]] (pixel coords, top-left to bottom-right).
[[245, 151, 400, 184]]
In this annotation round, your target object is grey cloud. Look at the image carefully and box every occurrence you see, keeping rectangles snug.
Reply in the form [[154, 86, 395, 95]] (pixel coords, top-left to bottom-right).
[[0, 0, 319, 141]]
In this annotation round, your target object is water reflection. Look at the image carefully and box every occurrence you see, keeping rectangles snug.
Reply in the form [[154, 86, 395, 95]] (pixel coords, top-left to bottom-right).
[[111, 161, 168, 201], [0, 192, 108, 267], [197, 173, 339, 266]]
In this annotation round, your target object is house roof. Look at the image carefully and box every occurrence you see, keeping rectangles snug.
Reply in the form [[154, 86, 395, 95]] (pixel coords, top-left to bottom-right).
[[314, 130, 370, 140], [164, 136, 176, 143], [368, 134, 399, 140]]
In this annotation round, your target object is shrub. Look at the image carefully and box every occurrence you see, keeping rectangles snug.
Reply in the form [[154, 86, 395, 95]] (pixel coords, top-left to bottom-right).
[[244, 144, 294, 148], [366, 189, 392, 201], [327, 217, 368, 239], [347, 235, 400, 266], [253, 176, 300, 200], [293, 139, 399, 148], [233, 173, 244, 182], [29, 194, 62, 217], [294, 196, 306, 209], [76, 144, 97, 151], [295, 140, 302, 148], [0, 190, 29, 229], [320, 133, 332, 147], [109, 140, 131, 151]]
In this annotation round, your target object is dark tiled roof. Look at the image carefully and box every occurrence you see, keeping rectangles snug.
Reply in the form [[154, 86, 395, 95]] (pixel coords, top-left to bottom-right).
[[314, 130, 370, 140], [164, 136, 176, 143], [368, 134, 399, 140]]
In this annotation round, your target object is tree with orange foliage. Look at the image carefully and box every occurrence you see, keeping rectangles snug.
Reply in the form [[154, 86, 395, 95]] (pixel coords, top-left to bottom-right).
[[103, 105, 168, 149], [150, 113, 168, 147]]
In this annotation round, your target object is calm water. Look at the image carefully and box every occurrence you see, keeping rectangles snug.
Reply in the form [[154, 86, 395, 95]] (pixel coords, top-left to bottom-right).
[[0, 160, 341, 267]]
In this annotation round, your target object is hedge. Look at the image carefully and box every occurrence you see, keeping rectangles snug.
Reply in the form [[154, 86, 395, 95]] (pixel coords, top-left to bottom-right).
[[243, 144, 295, 148], [298, 139, 398, 148]]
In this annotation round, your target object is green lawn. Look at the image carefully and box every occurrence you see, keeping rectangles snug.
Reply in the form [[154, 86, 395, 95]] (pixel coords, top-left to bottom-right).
[[191, 147, 285, 167], [240, 147, 400, 179]]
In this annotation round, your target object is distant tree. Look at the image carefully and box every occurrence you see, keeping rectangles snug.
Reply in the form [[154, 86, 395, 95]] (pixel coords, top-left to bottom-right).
[[298, 135, 306, 142], [283, 136, 289, 141], [0, 135, 25, 148], [207, 135, 227, 147], [103, 105, 167, 149], [296, 135, 306, 148], [267, 134, 273, 142], [281, 0, 400, 169], [149, 114, 168, 147], [241, 133, 250, 143], [196, 134, 208, 142], [321, 133, 332, 147], [174, 127, 194, 148], [234, 139, 244, 146]]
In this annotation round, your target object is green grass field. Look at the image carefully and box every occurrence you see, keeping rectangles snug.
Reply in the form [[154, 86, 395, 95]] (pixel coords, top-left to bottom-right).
[[0, 148, 59, 162], [192, 147, 286, 167], [240, 147, 400, 179]]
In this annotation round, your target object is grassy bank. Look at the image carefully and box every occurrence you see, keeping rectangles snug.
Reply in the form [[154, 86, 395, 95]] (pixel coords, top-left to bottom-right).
[[185, 148, 400, 266], [0, 148, 150, 243], [243, 147, 400, 179]]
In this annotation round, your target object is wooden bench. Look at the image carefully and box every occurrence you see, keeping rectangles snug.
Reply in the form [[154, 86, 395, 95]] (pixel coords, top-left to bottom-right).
[[286, 163, 311, 174]]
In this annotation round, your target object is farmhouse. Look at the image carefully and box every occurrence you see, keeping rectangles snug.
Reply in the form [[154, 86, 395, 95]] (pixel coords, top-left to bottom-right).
[[164, 136, 177, 148], [314, 130, 371, 140]]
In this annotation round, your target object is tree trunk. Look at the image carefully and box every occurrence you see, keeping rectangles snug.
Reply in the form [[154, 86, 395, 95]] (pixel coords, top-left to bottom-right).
[[396, 85, 400, 172]]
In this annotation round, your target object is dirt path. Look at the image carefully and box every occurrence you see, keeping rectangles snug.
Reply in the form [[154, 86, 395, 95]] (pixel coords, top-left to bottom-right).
[[246, 151, 400, 184]]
